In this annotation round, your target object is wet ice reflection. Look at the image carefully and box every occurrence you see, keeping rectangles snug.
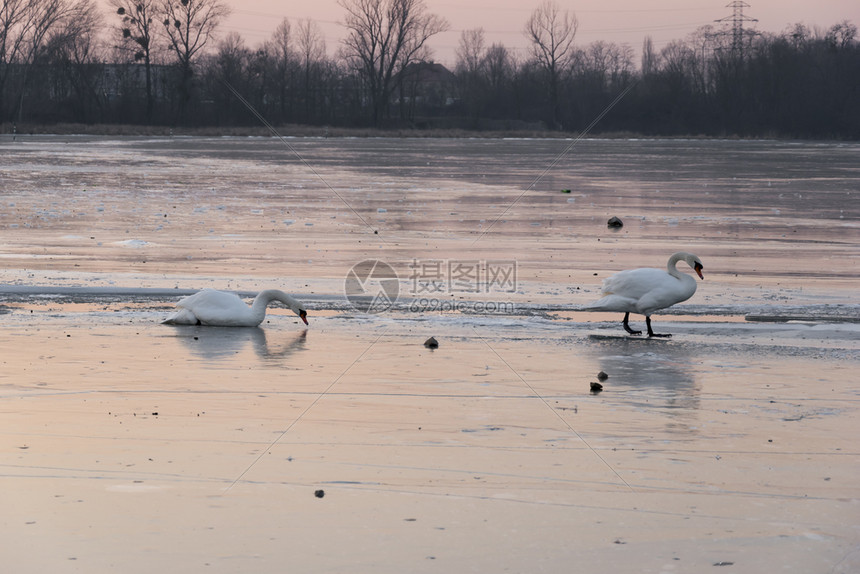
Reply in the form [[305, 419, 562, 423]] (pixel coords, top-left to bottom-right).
[[586, 337, 702, 432], [170, 326, 308, 363]]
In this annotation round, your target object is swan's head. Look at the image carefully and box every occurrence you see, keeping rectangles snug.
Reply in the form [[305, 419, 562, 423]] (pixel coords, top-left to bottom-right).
[[264, 290, 309, 325], [686, 254, 704, 279]]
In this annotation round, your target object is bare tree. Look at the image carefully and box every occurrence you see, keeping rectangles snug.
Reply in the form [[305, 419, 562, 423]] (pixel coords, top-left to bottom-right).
[[110, 0, 160, 122], [660, 39, 696, 93], [210, 31, 251, 123], [479, 41, 517, 121], [484, 43, 513, 92], [213, 31, 247, 84], [0, 0, 81, 122], [296, 18, 325, 121], [0, 0, 32, 120], [575, 40, 634, 91], [265, 18, 294, 122], [45, 0, 104, 121], [0, 0, 31, 65], [455, 28, 485, 75], [524, 0, 577, 128], [455, 28, 486, 120], [782, 22, 812, 50], [161, 0, 230, 122], [826, 20, 857, 49], [641, 36, 657, 76], [338, 0, 449, 125], [50, 0, 102, 64]]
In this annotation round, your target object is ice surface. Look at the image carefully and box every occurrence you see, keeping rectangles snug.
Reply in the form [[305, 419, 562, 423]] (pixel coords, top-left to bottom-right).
[[0, 135, 858, 573]]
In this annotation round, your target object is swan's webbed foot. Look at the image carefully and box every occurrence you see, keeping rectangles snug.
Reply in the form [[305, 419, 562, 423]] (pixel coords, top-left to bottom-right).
[[622, 313, 642, 335], [646, 317, 672, 338]]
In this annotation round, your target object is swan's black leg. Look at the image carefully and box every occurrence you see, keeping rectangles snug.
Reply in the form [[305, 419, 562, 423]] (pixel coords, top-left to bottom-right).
[[623, 312, 642, 335], [646, 316, 671, 338]]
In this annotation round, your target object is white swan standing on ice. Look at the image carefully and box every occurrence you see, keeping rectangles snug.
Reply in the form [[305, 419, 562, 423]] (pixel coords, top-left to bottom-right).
[[163, 289, 308, 327], [586, 252, 704, 337]]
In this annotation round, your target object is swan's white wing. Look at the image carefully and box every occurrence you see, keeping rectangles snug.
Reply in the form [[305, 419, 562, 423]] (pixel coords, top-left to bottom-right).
[[636, 276, 697, 314], [176, 289, 242, 310], [587, 268, 694, 314], [601, 268, 668, 299], [585, 293, 640, 312]]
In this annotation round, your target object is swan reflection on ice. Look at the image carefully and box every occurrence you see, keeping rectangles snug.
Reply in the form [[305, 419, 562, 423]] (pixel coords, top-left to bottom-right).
[[173, 326, 308, 361], [588, 338, 702, 432]]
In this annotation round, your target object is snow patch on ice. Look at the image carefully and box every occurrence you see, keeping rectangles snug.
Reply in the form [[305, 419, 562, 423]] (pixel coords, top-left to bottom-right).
[[115, 239, 149, 248]]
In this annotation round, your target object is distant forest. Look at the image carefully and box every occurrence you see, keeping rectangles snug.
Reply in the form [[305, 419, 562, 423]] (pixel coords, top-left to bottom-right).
[[1, 0, 858, 139]]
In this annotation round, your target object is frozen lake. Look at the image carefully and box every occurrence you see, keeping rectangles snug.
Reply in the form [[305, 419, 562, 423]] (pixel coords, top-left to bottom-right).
[[1, 135, 858, 572], [1, 135, 857, 314]]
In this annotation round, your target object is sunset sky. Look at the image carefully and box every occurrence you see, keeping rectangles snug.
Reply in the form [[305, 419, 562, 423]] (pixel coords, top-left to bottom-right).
[[211, 0, 859, 65]]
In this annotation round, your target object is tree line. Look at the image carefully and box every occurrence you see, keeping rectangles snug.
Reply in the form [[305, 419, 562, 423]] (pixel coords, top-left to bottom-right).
[[1, 0, 857, 138]]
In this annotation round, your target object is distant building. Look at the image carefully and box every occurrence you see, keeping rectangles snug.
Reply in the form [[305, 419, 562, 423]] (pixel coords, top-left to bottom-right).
[[100, 63, 174, 103], [395, 61, 457, 117]]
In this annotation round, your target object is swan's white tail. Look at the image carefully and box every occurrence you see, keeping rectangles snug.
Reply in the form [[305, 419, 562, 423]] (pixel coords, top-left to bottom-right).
[[162, 308, 198, 325]]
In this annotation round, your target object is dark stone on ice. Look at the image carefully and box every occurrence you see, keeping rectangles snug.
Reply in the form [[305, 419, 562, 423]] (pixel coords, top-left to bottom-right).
[[597, 371, 608, 381], [424, 337, 439, 349], [607, 216, 623, 228], [314, 489, 325, 498], [590, 382, 603, 393]]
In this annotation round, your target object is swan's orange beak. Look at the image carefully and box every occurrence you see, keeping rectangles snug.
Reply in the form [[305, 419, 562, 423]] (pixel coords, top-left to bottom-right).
[[299, 310, 308, 325], [694, 263, 704, 279]]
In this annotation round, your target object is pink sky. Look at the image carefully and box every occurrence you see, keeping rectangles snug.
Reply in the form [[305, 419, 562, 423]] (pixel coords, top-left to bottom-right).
[[216, 0, 858, 65]]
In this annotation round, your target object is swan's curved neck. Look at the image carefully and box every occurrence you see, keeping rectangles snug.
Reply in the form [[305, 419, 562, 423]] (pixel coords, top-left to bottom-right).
[[252, 289, 302, 315], [666, 252, 688, 278]]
